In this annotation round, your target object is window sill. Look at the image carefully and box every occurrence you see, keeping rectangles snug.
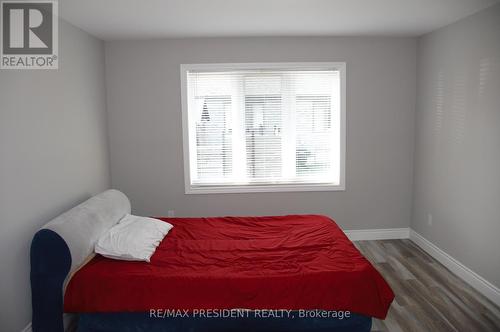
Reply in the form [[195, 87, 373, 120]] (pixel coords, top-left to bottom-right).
[[185, 183, 345, 194]]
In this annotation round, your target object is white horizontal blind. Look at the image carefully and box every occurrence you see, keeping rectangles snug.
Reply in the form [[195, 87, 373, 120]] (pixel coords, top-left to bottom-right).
[[185, 67, 341, 189]]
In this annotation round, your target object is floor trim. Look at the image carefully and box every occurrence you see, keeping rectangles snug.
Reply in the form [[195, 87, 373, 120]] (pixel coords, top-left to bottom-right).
[[344, 227, 410, 241], [409, 229, 500, 307], [20, 313, 76, 332], [20, 322, 31, 332]]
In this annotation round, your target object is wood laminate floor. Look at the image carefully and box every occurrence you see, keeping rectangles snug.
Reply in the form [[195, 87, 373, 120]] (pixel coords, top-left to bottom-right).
[[354, 239, 500, 332]]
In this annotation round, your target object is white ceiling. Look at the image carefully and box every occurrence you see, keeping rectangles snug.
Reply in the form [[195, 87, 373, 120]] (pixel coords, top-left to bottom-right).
[[60, 0, 499, 41]]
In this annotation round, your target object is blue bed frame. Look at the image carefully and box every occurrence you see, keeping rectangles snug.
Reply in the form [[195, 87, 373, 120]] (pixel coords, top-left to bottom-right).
[[78, 312, 372, 332], [30, 190, 373, 332]]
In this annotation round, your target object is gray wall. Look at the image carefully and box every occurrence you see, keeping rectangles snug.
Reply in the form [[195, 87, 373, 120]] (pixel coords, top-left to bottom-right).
[[412, 3, 500, 288], [0, 20, 110, 331], [105, 36, 416, 230]]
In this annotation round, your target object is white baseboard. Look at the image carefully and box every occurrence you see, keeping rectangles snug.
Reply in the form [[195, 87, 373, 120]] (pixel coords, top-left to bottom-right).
[[344, 227, 500, 307], [344, 227, 410, 241], [20, 313, 76, 332], [409, 229, 500, 307], [21, 322, 31, 332]]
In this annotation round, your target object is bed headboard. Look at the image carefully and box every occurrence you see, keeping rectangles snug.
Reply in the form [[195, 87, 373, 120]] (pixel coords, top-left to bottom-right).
[[30, 189, 131, 332]]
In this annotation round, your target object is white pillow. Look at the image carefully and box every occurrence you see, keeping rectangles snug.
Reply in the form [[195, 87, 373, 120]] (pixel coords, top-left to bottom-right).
[[95, 214, 173, 262]]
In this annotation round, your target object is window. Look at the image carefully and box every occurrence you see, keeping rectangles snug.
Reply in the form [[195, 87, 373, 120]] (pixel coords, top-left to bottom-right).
[[181, 62, 346, 194]]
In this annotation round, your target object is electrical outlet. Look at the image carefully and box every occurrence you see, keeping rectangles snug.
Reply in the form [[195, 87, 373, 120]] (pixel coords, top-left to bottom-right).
[[167, 210, 175, 217], [427, 213, 433, 226]]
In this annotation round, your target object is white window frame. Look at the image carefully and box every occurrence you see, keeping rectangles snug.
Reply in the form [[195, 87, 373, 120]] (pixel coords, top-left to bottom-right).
[[180, 62, 346, 194]]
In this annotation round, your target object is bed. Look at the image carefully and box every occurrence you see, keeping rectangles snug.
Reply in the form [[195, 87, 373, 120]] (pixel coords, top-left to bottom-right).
[[30, 190, 394, 332]]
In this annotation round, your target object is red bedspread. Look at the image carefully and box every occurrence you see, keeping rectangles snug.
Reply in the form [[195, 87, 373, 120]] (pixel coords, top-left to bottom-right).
[[64, 215, 394, 319]]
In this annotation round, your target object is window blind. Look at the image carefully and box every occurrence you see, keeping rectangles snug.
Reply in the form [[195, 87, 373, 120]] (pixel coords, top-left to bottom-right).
[[185, 67, 342, 189]]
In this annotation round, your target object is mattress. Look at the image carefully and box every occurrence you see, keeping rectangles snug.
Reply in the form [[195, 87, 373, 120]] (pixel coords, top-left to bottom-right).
[[64, 215, 393, 319]]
